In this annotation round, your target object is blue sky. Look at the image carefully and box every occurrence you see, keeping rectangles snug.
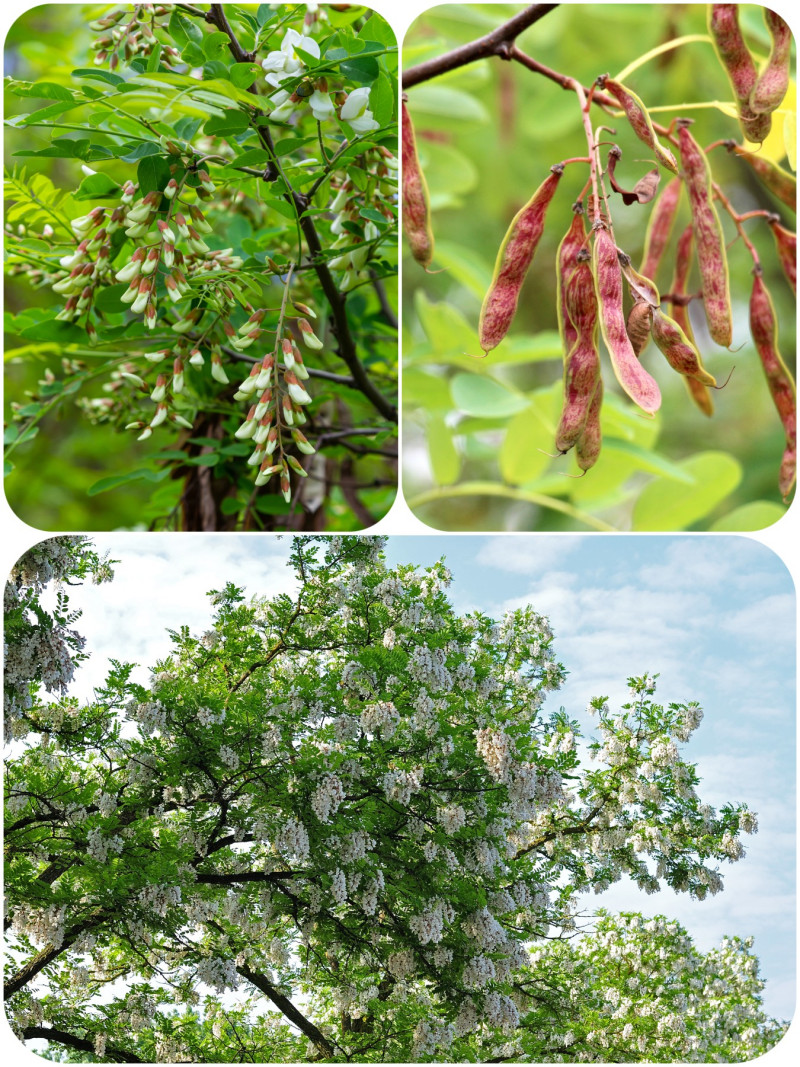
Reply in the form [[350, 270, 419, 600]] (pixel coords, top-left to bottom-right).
[[28, 532, 797, 1024]]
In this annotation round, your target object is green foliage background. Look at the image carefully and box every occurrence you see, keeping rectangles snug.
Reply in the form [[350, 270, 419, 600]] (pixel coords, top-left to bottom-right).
[[4, 4, 398, 532], [402, 3, 795, 532]]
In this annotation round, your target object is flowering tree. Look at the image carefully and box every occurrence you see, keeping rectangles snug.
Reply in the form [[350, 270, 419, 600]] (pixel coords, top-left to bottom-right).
[[4, 4, 398, 531], [4, 536, 785, 1061]]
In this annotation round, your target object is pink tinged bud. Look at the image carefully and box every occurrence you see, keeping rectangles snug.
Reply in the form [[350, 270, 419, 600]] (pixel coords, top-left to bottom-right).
[[297, 318, 322, 349], [151, 374, 167, 402], [125, 222, 150, 239], [164, 178, 179, 200], [172, 359, 185, 393], [150, 403, 168, 428], [120, 278, 140, 304], [291, 343, 309, 380], [144, 303, 158, 329], [280, 474, 292, 502], [140, 247, 161, 276], [255, 461, 279, 486], [232, 331, 258, 351], [172, 413, 194, 430], [210, 352, 229, 384], [255, 357, 273, 390], [253, 415, 273, 444], [157, 219, 176, 244], [131, 284, 151, 315], [121, 181, 137, 203], [235, 406, 257, 439], [292, 301, 316, 319], [286, 455, 308, 477], [165, 275, 183, 303], [294, 409, 307, 426], [241, 309, 266, 331], [285, 370, 312, 405], [197, 169, 215, 192], [248, 445, 266, 466], [137, 426, 153, 440], [126, 200, 152, 224], [172, 308, 202, 334], [144, 349, 170, 362], [125, 421, 144, 430], [264, 426, 279, 454], [291, 429, 316, 455], [188, 348, 204, 367], [282, 395, 295, 426], [163, 243, 175, 268]]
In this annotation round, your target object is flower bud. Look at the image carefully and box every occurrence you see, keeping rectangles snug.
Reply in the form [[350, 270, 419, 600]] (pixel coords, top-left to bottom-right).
[[150, 402, 168, 428], [297, 318, 323, 350], [291, 429, 316, 455], [150, 374, 167, 402], [284, 370, 312, 405], [211, 351, 229, 384], [235, 406, 257, 439]]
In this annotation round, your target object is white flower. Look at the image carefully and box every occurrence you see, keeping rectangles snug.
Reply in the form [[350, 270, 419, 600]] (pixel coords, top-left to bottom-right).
[[340, 86, 379, 132], [308, 90, 335, 121], [262, 29, 320, 88]]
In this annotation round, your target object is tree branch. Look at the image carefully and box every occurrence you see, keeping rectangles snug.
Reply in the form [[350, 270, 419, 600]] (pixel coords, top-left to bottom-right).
[[21, 1026, 142, 1063], [402, 3, 559, 88], [238, 966, 336, 1058], [207, 4, 397, 425]]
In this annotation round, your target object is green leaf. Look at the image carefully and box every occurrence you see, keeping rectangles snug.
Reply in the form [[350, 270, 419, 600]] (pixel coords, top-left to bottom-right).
[[369, 71, 394, 125], [451, 373, 529, 418], [204, 109, 251, 137], [632, 452, 742, 531], [230, 63, 261, 90], [73, 173, 120, 200], [203, 31, 232, 60], [168, 9, 203, 49], [500, 401, 555, 486], [427, 416, 460, 486], [87, 469, 169, 496], [406, 85, 490, 123], [603, 438, 695, 483], [119, 141, 161, 163], [94, 285, 130, 312], [186, 454, 221, 467], [137, 155, 172, 195], [71, 68, 123, 87], [710, 501, 786, 531]]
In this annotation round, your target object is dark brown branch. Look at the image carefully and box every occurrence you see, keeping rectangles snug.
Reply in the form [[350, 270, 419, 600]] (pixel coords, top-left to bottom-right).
[[22, 1026, 142, 1063], [238, 967, 335, 1058], [5, 913, 105, 998], [402, 4, 559, 89], [206, 5, 255, 63]]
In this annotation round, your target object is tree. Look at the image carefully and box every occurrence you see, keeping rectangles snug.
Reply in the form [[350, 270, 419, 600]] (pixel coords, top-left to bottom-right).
[[4, 536, 786, 1061], [4, 4, 398, 531], [401, 3, 795, 533]]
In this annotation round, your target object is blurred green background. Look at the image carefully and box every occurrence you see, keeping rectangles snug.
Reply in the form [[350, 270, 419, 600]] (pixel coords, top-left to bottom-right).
[[401, 3, 796, 531]]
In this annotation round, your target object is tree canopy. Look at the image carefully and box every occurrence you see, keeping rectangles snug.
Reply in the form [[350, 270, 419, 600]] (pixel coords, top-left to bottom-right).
[[4, 536, 786, 1061]]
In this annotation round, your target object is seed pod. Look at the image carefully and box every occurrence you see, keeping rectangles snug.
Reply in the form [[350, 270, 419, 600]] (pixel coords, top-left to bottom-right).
[[625, 300, 653, 358], [768, 216, 796, 295], [401, 101, 434, 269], [639, 176, 682, 281], [750, 10, 792, 116], [479, 164, 564, 354], [556, 207, 588, 355], [669, 225, 714, 416], [708, 4, 771, 143], [576, 379, 603, 471], [749, 269, 797, 499], [598, 77, 679, 174], [592, 224, 661, 414], [679, 123, 733, 347], [619, 253, 660, 307], [555, 251, 601, 453], [725, 142, 796, 213], [651, 308, 717, 386]]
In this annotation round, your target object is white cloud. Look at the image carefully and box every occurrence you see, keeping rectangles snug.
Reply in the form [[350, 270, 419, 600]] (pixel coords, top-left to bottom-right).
[[474, 536, 587, 575]]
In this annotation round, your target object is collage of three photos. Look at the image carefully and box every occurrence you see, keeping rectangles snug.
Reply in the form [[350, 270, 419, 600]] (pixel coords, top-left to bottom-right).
[[3, 3, 798, 1064]]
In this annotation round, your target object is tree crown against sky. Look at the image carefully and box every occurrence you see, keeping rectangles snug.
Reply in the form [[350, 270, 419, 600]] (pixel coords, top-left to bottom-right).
[[3, 535, 786, 1061]]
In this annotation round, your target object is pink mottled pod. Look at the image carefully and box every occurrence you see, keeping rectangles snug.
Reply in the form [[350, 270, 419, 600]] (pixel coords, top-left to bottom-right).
[[555, 251, 601, 454], [749, 269, 797, 499], [575, 379, 604, 472], [598, 77, 679, 173], [768, 215, 796, 295], [592, 224, 661, 414], [725, 142, 796, 214], [401, 101, 434, 269], [679, 122, 733, 347], [651, 309, 717, 387], [639, 176, 682, 282], [708, 4, 771, 142], [625, 300, 653, 358], [750, 10, 792, 117], [556, 206, 588, 356], [669, 225, 714, 417], [479, 164, 564, 354]]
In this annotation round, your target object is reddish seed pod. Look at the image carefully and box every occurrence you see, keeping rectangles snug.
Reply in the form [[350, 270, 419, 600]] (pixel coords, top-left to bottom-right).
[[669, 225, 714, 417], [575, 379, 604, 471], [679, 123, 733, 347], [651, 309, 717, 386], [598, 77, 679, 173], [555, 252, 601, 454], [401, 101, 434, 269], [749, 270, 797, 499], [725, 142, 796, 213], [750, 10, 792, 117], [708, 4, 771, 142], [479, 164, 564, 354], [639, 176, 682, 282], [556, 207, 588, 355], [592, 224, 661, 414], [625, 300, 653, 358], [768, 216, 796, 295]]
